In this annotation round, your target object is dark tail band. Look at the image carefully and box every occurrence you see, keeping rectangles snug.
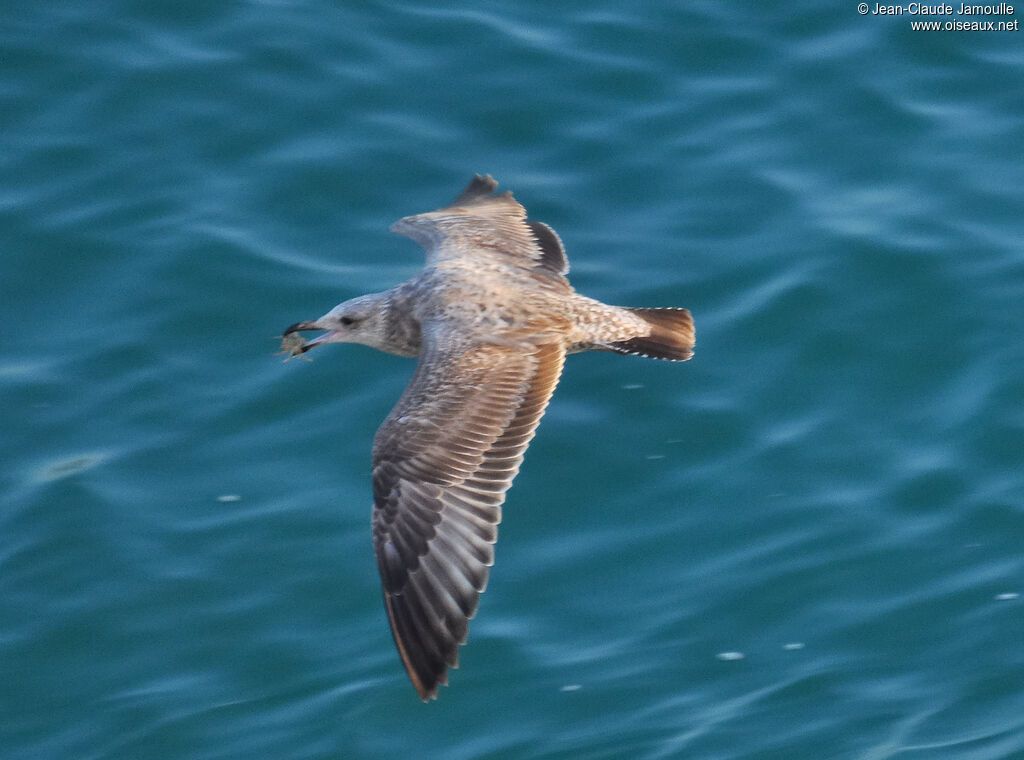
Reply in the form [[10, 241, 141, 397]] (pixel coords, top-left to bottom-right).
[[607, 307, 695, 362]]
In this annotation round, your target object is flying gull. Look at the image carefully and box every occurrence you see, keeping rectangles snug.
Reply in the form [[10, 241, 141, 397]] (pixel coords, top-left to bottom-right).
[[282, 175, 695, 700]]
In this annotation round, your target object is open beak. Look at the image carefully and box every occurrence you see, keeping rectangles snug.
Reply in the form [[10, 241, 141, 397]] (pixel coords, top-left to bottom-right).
[[282, 320, 333, 355]]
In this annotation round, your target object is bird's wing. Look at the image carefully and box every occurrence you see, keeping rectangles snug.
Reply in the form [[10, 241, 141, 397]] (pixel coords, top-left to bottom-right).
[[389, 174, 570, 279], [371, 328, 566, 700]]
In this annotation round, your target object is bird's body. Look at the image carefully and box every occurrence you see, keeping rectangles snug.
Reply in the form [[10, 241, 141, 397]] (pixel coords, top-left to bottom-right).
[[283, 175, 694, 700]]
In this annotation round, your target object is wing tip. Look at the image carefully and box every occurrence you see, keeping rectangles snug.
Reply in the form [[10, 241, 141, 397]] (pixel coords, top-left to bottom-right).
[[384, 589, 451, 702], [451, 173, 499, 206], [527, 220, 569, 276]]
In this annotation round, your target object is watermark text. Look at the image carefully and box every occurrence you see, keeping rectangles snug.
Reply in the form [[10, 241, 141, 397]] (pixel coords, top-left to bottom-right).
[[857, 3, 1018, 29]]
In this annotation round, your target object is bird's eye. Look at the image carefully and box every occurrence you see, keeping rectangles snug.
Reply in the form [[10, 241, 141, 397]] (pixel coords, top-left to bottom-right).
[[339, 316, 356, 327]]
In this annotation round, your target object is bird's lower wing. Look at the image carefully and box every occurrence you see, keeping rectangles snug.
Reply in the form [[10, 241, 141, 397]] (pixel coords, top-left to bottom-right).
[[371, 334, 565, 700]]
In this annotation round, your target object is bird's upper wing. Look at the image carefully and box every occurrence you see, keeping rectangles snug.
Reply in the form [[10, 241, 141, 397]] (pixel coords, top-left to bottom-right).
[[371, 328, 566, 700], [389, 174, 570, 279]]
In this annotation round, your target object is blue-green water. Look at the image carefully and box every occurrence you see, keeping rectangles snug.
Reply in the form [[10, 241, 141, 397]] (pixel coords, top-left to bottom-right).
[[3, 2, 1023, 758]]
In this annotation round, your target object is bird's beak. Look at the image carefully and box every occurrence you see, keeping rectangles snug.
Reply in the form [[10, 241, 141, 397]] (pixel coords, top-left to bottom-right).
[[282, 320, 333, 353]]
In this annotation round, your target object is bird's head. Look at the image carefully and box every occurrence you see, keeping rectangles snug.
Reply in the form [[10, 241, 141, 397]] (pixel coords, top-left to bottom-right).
[[282, 292, 391, 355]]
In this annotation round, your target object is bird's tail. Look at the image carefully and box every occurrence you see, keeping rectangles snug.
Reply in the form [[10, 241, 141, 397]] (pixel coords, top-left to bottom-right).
[[607, 308, 695, 362]]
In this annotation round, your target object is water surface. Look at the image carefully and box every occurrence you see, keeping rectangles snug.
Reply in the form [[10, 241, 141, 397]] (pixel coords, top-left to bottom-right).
[[2, 2, 1023, 758]]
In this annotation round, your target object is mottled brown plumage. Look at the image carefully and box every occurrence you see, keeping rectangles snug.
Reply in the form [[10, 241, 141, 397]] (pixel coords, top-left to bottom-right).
[[283, 175, 694, 700]]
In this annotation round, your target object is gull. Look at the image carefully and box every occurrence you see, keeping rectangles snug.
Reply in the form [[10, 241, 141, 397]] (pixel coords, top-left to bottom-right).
[[283, 175, 695, 700]]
